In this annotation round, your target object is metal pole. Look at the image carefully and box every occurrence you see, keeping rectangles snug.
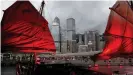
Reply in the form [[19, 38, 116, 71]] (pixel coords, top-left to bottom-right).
[[59, 25, 61, 53]]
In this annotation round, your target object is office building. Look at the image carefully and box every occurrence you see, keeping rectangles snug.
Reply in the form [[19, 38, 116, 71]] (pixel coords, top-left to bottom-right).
[[66, 18, 76, 40], [52, 17, 60, 53]]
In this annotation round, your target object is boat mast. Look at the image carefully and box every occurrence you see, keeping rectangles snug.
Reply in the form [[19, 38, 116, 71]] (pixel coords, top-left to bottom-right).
[[131, 1, 133, 8], [39, 0, 45, 16]]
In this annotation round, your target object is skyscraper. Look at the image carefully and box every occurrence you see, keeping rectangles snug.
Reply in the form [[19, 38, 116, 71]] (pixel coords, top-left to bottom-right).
[[66, 18, 76, 53], [66, 18, 76, 40], [76, 34, 84, 52], [84, 31, 88, 45], [52, 17, 60, 53], [88, 30, 100, 51], [95, 31, 100, 51], [88, 31, 95, 51]]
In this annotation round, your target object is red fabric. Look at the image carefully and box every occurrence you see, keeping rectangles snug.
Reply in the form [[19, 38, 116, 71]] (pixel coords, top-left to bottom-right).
[[122, 38, 133, 53], [1, 1, 56, 53], [93, 1, 133, 61], [105, 1, 133, 38], [97, 36, 133, 60]]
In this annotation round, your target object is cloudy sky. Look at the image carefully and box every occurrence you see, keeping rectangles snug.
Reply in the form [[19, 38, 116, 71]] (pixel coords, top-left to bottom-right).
[[0, 0, 116, 34]]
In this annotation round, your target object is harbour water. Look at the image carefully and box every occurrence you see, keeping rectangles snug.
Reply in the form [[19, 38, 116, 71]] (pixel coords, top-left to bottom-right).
[[89, 66, 133, 75], [2, 65, 133, 75]]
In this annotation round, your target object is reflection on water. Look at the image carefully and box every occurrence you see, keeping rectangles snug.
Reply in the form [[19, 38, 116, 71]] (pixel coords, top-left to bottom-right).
[[89, 66, 133, 75], [2, 65, 133, 75]]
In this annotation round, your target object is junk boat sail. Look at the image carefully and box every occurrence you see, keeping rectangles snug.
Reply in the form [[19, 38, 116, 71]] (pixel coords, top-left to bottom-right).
[[91, 0, 133, 61], [1, 1, 56, 75], [1, 1, 56, 53]]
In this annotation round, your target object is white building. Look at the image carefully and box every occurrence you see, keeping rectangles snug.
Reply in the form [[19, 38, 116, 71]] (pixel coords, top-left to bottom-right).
[[52, 17, 60, 52]]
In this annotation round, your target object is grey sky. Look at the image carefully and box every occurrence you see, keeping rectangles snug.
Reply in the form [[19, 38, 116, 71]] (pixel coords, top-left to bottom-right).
[[0, 0, 116, 34]]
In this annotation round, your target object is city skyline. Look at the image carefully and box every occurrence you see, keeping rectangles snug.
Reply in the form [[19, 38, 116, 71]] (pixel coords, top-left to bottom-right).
[[1, 1, 133, 75], [51, 17, 103, 53]]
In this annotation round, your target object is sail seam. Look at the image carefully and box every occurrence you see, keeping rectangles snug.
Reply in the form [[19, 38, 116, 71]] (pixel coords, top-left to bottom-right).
[[110, 8, 133, 25]]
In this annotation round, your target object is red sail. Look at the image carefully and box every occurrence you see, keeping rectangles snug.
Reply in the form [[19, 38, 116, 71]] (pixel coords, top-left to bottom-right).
[[92, 1, 133, 60], [1, 1, 56, 53], [105, 1, 133, 38]]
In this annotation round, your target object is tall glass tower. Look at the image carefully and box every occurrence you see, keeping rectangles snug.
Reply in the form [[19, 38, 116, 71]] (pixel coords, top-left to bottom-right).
[[52, 17, 60, 53], [66, 18, 76, 40]]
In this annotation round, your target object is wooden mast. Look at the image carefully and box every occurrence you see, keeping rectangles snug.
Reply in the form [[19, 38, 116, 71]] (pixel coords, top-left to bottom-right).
[[131, 1, 133, 8]]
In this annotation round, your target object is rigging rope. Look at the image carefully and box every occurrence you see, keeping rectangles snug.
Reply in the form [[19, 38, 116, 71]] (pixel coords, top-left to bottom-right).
[[44, 1, 54, 25]]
